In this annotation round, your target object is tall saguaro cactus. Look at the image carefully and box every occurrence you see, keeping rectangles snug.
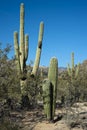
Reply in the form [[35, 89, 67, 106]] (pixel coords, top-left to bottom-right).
[[31, 22, 44, 76], [14, 3, 44, 95], [14, 3, 29, 75], [14, 3, 29, 94], [43, 57, 58, 121]]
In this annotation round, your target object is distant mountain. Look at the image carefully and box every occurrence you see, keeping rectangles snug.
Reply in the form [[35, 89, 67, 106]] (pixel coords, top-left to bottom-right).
[[39, 66, 66, 77], [58, 67, 67, 73]]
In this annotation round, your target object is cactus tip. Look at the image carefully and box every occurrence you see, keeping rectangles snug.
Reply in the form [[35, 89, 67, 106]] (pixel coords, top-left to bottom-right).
[[50, 57, 58, 61], [40, 21, 44, 24], [21, 3, 24, 6], [14, 31, 18, 34], [25, 34, 29, 37]]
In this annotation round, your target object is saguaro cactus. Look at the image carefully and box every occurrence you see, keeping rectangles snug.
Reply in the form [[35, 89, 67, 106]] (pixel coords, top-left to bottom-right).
[[43, 79, 53, 121], [48, 57, 58, 118], [67, 52, 80, 78], [43, 57, 58, 121], [31, 22, 44, 76], [67, 52, 80, 102], [14, 3, 44, 95], [14, 3, 29, 94], [14, 3, 29, 75]]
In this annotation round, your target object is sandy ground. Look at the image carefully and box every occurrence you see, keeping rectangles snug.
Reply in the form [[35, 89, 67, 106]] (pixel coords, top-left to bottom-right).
[[20, 102, 87, 130], [0, 102, 87, 130]]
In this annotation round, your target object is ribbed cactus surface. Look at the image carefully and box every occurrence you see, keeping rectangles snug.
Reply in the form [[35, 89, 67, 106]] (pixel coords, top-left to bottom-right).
[[32, 22, 44, 76], [67, 52, 80, 78], [48, 57, 58, 118], [14, 3, 29, 76], [14, 3, 44, 96], [42, 79, 53, 120], [43, 57, 58, 121], [14, 3, 29, 95]]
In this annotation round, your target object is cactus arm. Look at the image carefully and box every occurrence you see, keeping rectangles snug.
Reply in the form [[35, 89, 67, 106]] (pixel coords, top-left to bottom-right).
[[14, 31, 19, 59], [14, 31, 21, 73], [32, 22, 44, 76], [67, 63, 71, 77], [25, 34, 29, 61], [20, 3, 25, 72], [71, 52, 74, 70], [75, 63, 80, 78]]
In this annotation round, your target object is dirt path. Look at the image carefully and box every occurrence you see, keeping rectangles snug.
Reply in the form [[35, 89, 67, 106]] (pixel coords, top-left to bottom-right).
[[21, 102, 87, 130], [0, 102, 87, 130], [34, 120, 69, 130]]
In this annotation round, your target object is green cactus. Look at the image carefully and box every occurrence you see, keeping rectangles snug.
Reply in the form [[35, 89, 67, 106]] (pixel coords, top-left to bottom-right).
[[42, 79, 53, 121], [67, 52, 80, 78], [14, 31, 21, 73], [48, 57, 58, 118], [42, 57, 58, 121], [67, 52, 80, 103], [14, 3, 29, 94], [14, 3, 44, 95], [31, 22, 44, 76], [14, 3, 29, 75], [19, 3, 25, 73]]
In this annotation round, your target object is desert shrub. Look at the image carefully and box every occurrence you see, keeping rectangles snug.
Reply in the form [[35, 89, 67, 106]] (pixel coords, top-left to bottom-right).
[[0, 118, 19, 130]]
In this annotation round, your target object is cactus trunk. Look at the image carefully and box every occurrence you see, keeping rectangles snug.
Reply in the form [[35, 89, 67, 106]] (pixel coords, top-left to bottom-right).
[[43, 79, 53, 121], [48, 57, 58, 118], [43, 57, 58, 121]]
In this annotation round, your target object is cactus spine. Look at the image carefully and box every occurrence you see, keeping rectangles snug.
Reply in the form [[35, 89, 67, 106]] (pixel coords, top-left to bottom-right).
[[14, 3, 29, 94], [31, 22, 44, 76], [43, 57, 58, 121]]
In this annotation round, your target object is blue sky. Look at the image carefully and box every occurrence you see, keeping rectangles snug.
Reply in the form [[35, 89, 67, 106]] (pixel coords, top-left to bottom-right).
[[0, 0, 87, 67]]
